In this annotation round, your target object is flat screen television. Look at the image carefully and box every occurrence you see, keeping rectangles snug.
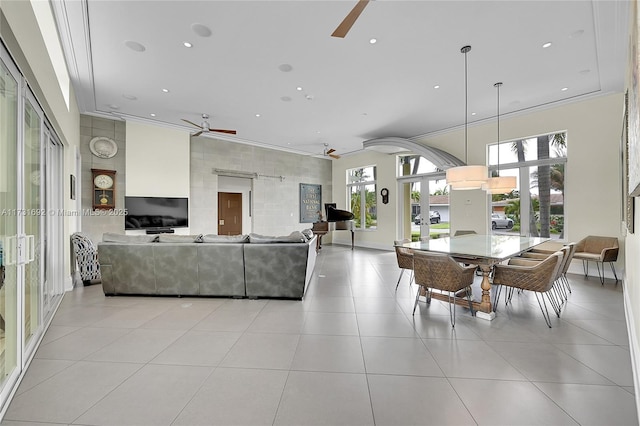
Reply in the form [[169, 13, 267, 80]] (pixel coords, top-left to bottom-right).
[[125, 196, 189, 230]]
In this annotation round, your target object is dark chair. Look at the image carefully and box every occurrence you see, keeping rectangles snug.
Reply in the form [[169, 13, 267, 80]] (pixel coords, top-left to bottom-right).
[[412, 251, 475, 327], [492, 251, 563, 327], [572, 236, 619, 285], [393, 239, 414, 290]]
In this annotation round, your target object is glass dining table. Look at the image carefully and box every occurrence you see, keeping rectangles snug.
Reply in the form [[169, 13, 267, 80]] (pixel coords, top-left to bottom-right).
[[403, 234, 549, 320]]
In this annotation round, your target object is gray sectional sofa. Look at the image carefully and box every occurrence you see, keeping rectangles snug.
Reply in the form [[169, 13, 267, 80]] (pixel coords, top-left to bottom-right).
[[97, 231, 317, 299]]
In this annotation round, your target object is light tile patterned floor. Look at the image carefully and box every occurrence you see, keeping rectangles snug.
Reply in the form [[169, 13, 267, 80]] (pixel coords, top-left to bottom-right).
[[2, 245, 638, 425]]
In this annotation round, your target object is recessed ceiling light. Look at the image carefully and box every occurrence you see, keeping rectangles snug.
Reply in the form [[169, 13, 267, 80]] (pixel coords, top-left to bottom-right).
[[433, 85, 440, 89], [561, 87, 568, 91], [162, 88, 170, 93], [191, 23, 212, 37], [124, 40, 146, 52], [305, 94, 314, 100], [542, 42, 552, 48], [278, 64, 293, 72], [369, 38, 377, 44], [183, 42, 193, 48], [150, 113, 156, 117], [255, 113, 261, 117], [296, 86, 303, 91], [471, 112, 476, 116]]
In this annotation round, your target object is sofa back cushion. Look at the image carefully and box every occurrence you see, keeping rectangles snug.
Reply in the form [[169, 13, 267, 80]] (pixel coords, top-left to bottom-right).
[[249, 231, 306, 243], [102, 233, 158, 243], [202, 234, 250, 243], [157, 234, 203, 243]]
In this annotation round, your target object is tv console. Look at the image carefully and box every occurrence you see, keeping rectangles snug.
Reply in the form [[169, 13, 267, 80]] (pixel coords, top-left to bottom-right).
[[145, 228, 175, 234]]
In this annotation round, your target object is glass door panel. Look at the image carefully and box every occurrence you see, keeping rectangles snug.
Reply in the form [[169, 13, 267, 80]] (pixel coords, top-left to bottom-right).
[[0, 59, 19, 392], [23, 100, 41, 348]]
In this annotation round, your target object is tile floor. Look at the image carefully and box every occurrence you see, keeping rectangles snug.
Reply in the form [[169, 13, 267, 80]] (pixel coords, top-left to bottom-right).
[[1, 245, 638, 425]]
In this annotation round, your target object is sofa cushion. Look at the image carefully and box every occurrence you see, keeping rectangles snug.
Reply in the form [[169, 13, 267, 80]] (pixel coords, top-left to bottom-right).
[[102, 233, 158, 243], [157, 234, 203, 243], [249, 231, 306, 243], [202, 234, 250, 243]]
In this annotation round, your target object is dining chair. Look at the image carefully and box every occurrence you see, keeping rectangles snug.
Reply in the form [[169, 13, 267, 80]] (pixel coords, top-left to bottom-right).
[[393, 239, 414, 290], [412, 251, 475, 327], [572, 235, 619, 285], [510, 245, 571, 315], [492, 251, 563, 327]]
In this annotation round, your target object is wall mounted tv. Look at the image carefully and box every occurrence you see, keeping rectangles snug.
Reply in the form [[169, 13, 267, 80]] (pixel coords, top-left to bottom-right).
[[125, 197, 188, 230]]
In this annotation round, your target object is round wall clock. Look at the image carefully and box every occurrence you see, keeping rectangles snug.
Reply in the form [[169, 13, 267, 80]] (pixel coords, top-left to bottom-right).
[[89, 136, 118, 159]]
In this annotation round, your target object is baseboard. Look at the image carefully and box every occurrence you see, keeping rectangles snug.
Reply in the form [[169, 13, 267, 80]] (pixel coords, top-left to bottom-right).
[[566, 260, 622, 281], [622, 275, 640, 423], [64, 275, 75, 292], [330, 240, 394, 251]]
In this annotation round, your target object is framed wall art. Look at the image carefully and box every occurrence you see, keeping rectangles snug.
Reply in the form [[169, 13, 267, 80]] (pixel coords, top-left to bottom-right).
[[300, 183, 322, 223]]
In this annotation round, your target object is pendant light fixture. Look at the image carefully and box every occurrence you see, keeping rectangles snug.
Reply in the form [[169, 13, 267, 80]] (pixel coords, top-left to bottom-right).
[[483, 82, 517, 194], [446, 45, 488, 190]]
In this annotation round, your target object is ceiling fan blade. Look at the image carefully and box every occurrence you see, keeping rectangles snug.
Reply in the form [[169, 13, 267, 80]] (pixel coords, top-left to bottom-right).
[[192, 130, 204, 137], [182, 119, 203, 129], [208, 128, 237, 135], [331, 0, 370, 38], [329, 153, 341, 159], [326, 148, 336, 155]]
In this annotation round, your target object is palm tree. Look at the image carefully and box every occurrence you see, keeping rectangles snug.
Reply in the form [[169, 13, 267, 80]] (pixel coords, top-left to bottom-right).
[[511, 139, 538, 236], [432, 187, 449, 196], [511, 134, 566, 237]]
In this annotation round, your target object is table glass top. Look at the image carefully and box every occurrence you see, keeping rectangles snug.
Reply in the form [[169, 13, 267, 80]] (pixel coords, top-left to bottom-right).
[[403, 234, 549, 261]]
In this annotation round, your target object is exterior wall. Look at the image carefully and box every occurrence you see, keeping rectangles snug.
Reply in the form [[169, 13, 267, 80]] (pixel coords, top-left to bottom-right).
[[190, 137, 332, 237]]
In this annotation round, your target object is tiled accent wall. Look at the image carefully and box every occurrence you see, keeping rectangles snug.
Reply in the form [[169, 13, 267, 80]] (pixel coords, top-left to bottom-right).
[[191, 137, 332, 236], [79, 115, 126, 243]]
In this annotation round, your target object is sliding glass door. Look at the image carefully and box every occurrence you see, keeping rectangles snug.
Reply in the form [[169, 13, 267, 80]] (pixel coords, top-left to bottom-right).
[[0, 48, 20, 406], [0, 43, 65, 412]]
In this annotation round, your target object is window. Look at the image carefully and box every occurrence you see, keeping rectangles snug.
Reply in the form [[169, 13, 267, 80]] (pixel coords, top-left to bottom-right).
[[347, 166, 377, 230], [488, 132, 567, 239]]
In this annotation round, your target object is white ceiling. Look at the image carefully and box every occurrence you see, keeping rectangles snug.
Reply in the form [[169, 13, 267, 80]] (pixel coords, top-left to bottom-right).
[[54, 0, 630, 158]]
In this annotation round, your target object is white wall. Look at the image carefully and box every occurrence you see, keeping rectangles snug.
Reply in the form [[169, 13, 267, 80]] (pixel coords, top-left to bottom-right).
[[125, 121, 190, 197], [334, 93, 625, 268], [331, 150, 398, 250]]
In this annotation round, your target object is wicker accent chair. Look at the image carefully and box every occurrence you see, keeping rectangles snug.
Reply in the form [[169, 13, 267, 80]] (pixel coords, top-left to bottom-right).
[[492, 251, 563, 327], [394, 239, 414, 290], [412, 251, 475, 327], [573, 235, 619, 285]]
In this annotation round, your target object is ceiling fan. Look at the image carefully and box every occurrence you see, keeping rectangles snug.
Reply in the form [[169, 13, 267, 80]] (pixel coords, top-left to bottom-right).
[[182, 114, 237, 137], [323, 143, 341, 159], [331, 0, 370, 38]]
